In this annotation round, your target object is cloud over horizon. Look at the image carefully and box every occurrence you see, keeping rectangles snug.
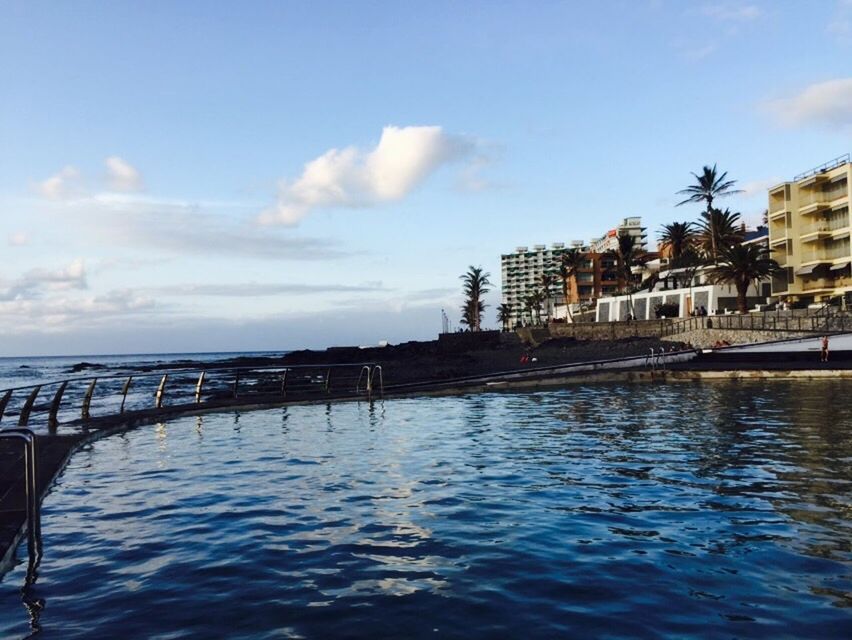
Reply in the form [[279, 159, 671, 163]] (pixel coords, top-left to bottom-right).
[[38, 165, 82, 200], [765, 78, 852, 128], [0, 258, 88, 302], [37, 156, 144, 200], [105, 156, 143, 192], [258, 125, 479, 226]]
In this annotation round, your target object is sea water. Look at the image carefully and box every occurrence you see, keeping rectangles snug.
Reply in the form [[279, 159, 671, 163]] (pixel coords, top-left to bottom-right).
[[0, 381, 850, 638]]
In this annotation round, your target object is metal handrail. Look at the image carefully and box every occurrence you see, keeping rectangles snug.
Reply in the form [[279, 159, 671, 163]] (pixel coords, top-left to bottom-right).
[[370, 366, 384, 398], [0, 361, 377, 395], [355, 366, 372, 394], [0, 362, 379, 430], [0, 428, 40, 551], [793, 153, 850, 181]]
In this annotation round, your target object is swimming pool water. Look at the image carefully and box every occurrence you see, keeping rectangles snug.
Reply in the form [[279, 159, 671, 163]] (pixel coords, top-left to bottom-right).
[[1, 381, 850, 638]]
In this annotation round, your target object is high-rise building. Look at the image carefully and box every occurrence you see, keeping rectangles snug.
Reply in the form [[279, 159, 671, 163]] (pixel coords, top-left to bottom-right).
[[500, 245, 623, 327], [767, 154, 851, 304], [500, 243, 566, 327], [589, 217, 648, 254]]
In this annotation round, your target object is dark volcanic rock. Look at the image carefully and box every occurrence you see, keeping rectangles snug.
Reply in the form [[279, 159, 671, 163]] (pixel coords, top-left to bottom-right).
[[64, 335, 687, 386], [69, 362, 107, 373]]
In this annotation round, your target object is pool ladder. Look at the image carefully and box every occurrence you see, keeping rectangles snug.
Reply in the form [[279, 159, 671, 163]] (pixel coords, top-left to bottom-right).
[[355, 365, 384, 398], [0, 428, 41, 555]]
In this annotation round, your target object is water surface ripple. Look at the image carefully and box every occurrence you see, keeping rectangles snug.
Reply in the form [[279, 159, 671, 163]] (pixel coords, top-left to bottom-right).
[[1, 381, 851, 638]]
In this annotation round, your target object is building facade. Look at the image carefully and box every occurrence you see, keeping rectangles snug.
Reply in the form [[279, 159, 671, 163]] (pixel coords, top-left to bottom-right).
[[500, 217, 648, 326], [589, 217, 648, 254], [500, 243, 566, 327], [500, 244, 623, 326], [768, 155, 851, 304]]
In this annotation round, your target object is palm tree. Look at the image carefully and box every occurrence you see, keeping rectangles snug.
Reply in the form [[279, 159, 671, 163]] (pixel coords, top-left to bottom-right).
[[538, 273, 555, 323], [676, 164, 742, 261], [497, 303, 513, 332], [707, 244, 780, 314], [459, 266, 491, 331], [658, 221, 695, 263], [609, 234, 645, 318], [559, 248, 584, 322], [696, 208, 744, 259], [460, 298, 485, 330], [524, 292, 544, 326]]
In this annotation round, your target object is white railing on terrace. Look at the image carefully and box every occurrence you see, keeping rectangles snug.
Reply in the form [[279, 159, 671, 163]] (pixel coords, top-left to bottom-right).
[[794, 153, 850, 181]]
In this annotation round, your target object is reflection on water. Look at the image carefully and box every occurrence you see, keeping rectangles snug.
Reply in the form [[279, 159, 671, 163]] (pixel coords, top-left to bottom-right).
[[0, 381, 851, 639]]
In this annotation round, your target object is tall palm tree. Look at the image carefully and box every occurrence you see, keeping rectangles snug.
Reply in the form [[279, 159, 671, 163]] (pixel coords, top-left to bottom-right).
[[524, 292, 544, 326], [658, 221, 695, 263], [697, 208, 744, 259], [497, 303, 513, 332], [707, 244, 780, 314], [459, 266, 491, 331], [460, 298, 485, 330], [538, 273, 555, 323], [676, 164, 742, 261], [609, 234, 645, 317], [559, 248, 584, 322]]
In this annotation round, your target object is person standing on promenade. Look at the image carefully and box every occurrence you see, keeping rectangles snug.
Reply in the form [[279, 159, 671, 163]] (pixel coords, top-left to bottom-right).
[[821, 335, 830, 363]]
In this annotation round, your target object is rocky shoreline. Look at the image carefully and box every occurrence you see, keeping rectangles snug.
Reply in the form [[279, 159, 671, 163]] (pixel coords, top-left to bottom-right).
[[70, 334, 686, 387]]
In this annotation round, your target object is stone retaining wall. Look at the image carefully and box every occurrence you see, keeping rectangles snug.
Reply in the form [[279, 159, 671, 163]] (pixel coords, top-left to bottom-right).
[[544, 320, 673, 342], [661, 328, 810, 349]]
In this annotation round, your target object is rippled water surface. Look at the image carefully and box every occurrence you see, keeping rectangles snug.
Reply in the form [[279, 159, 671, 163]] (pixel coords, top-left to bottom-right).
[[1, 381, 851, 638]]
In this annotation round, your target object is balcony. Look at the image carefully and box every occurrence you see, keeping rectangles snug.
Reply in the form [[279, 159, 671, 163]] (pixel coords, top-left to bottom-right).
[[800, 224, 832, 243], [800, 242, 852, 264], [799, 184, 849, 214]]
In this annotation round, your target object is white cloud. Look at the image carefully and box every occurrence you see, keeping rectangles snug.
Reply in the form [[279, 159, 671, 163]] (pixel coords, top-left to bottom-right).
[[259, 125, 477, 226], [38, 165, 82, 200], [765, 78, 852, 128], [740, 177, 782, 198], [8, 231, 29, 247], [0, 288, 156, 332], [701, 3, 762, 21], [105, 156, 143, 191], [144, 282, 387, 297], [40, 192, 349, 261], [0, 258, 87, 301]]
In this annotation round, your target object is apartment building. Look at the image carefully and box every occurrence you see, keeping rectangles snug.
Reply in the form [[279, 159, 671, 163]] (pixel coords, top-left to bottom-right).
[[589, 217, 648, 254], [500, 243, 622, 327], [768, 154, 851, 304]]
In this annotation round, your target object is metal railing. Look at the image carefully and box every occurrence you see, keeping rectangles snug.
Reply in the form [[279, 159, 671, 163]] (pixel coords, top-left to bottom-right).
[[0, 428, 40, 556], [794, 153, 850, 181], [0, 362, 384, 432], [659, 313, 852, 336]]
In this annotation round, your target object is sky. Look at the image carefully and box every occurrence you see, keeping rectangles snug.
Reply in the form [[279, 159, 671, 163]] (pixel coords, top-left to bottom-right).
[[1, 0, 852, 356]]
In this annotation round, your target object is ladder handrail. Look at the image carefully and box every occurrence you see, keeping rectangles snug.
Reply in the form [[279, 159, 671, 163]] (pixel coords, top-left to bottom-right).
[[0, 428, 41, 549]]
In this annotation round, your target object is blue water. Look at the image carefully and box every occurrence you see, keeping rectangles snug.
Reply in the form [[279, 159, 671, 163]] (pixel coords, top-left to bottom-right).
[[0, 352, 289, 433], [1, 382, 851, 638], [0, 351, 287, 390]]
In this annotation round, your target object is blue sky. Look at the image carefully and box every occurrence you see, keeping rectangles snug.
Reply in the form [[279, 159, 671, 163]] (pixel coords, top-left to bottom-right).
[[1, 0, 851, 356]]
